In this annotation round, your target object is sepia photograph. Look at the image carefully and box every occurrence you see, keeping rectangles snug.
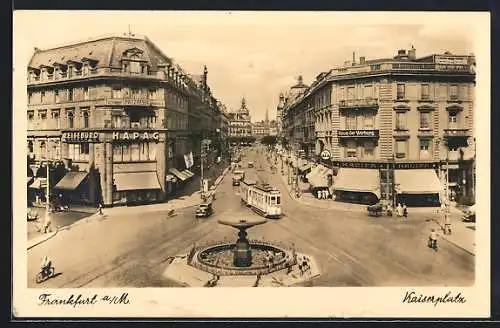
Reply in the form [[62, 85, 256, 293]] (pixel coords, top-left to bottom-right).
[[12, 10, 490, 318]]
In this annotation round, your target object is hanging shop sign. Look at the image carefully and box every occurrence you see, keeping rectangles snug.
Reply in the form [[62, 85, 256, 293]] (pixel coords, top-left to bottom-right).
[[62, 131, 100, 142], [112, 131, 160, 141]]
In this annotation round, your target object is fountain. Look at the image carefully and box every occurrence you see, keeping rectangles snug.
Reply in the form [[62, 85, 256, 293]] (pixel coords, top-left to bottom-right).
[[163, 217, 320, 287]]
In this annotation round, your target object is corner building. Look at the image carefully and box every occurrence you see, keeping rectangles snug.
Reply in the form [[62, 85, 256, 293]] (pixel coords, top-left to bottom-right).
[[27, 35, 225, 206], [281, 48, 475, 206]]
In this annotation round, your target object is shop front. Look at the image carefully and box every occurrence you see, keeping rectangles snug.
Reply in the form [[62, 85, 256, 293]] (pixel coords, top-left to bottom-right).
[[394, 169, 442, 207], [333, 168, 380, 205], [54, 171, 93, 205], [112, 171, 162, 206]]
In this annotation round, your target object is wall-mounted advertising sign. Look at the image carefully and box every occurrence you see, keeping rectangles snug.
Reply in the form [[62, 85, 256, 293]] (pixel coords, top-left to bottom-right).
[[112, 131, 160, 141], [337, 130, 379, 138], [62, 131, 100, 142], [435, 56, 468, 65]]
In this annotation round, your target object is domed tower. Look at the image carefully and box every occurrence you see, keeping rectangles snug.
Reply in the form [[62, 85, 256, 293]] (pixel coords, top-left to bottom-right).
[[289, 75, 308, 97]]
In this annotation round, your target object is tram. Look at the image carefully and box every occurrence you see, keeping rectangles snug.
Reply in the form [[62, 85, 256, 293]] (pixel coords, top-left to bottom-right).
[[240, 179, 282, 219]]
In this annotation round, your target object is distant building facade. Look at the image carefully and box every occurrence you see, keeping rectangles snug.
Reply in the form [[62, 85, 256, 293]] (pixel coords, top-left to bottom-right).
[[228, 98, 252, 138]]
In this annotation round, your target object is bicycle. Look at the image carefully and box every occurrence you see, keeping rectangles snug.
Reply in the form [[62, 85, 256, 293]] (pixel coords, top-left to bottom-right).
[[36, 266, 56, 284]]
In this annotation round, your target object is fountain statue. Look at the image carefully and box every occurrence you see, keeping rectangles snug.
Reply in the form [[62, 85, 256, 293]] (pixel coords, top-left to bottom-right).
[[218, 218, 267, 267]]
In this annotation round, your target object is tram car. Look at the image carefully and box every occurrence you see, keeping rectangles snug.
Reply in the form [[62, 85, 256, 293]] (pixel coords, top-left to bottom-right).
[[240, 180, 282, 219]]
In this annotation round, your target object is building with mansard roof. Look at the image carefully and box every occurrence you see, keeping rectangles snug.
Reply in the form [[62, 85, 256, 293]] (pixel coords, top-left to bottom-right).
[[27, 34, 227, 206], [228, 97, 252, 139]]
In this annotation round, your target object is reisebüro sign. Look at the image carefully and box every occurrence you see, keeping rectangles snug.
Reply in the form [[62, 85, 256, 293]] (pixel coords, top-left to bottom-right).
[[62, 132, 100, 142]]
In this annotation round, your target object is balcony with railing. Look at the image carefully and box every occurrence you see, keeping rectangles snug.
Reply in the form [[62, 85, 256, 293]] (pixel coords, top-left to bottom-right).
[[443, 127, 470, 138], [338, 98, 379, 109]]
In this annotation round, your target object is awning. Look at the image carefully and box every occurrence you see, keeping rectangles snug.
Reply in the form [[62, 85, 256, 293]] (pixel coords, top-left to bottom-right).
[[166, 174, 177, 183], [333, 168, 381, 198], [181, 169, 195, 179], [298, 163, 311, 172], [113, 172, 161, 191], [29, 177, 46, 189], [308, 164, 330, 188], [169, 168, 190, 181], [394, 169, 443, 194], [54, 172, 88, 190]]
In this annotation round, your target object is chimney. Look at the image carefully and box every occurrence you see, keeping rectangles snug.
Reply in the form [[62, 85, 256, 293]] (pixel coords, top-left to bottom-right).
[[359, 56, 366, 64], [408, 46, 416, 60], [352, 52, 356, 65]]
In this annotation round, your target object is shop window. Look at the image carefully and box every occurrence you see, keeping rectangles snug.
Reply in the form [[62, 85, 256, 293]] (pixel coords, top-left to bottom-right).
[[419, 139, 431, 159], [122, 144, 130, 161], [421, 84, 430, 100], [395, 111, 406, 130], [140, 142, 149, 160], [449, 84, 458, 101], [67, 111, 74, 128], [68, 143, 74, 159], [131, 143, 140, 161], [419, 111, 431, 129], [112, 88, 122, 99], [396, 84, 405, 100], [113, 144, 123, 161], [395, 140, 407, 159]]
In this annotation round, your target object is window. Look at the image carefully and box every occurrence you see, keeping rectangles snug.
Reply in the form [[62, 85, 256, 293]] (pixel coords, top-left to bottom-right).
[[122, 144, 130, 161], [346, 140, 357, 158], [83, 65, 89, 76], [28, 92, 33, 104], [397, 83, 405, 100], [140, 142, 149, 160], [148, 141, 156, 160], [112, 115, 123, 128], [54, 90, 60, 103], [421, 84, 430, 100], [40, 91, 45, 103], [347, 86, 356, 100], [38, 110, 47, 129], [448, 111, 458, 127], [363, 114, 374, 129], [83, 87, 89, 100], [419, 112, 431, 129], [79, 143, 89, 161], [395, 111, 406, 130], [395, 140, 407, 158], [51, 110, 60, 129], [83, 110, 89, 128], [68, 66, 74, 78], [113, 144, 123, 161], [346, 114, 357, 130], [419, 139, 431, 159], [40, 141, 46, 158], [68, 89, 74, 101], [363, 85, 373, 99], [131, 88, 140, 99], [27, 111, 34, 129], [112, 88, 122, 99], [449, 84, 458, 100], [131, 143, 140, 161], [363, 141, 375, 158], [27, 141, 34, 153], [67, 111, 74, 128], [123, 63, 128, 73], [130, 61, 141, 74], [53, 142, 60, 159], [148, 89, 157, 100]]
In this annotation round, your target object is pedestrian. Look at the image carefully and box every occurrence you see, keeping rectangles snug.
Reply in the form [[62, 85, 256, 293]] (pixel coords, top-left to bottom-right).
[[444, 212, 451, 235], [429, 228, 438, 249], [403, 204, 408, 219], [396, 203, 403, 217], [42, 211, 52, 234], [98, 202, 104, 216]]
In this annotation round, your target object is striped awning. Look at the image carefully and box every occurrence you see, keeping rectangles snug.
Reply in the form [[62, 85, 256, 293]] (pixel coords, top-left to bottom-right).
[[113, 172, 161, 191], [394, 169, 443, 194], [169, 168, 190, 181], [181, 169, 195, 179], [54, 172, 88, 190]]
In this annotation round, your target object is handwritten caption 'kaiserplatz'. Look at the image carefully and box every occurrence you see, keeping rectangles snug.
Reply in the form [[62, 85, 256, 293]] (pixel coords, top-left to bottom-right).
[[38, 293, 130, 307]]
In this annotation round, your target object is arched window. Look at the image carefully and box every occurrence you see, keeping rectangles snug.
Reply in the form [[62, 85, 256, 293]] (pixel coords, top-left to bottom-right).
[[40, 141, 46, 158], [83, 111, 89, 128], [68, 111, 74, 128], [27, 141, 34, 153]]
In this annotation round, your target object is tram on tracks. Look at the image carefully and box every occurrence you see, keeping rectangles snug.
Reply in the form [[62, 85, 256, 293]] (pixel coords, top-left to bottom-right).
[[240, 179, 282, 219]]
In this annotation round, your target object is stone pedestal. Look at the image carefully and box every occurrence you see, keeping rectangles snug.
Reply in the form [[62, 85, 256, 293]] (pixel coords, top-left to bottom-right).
[[233, 228, 252, 267]]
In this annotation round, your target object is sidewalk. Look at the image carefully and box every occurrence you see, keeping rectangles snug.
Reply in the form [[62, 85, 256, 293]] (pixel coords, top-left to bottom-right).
[[433, 215, 475, 255], [27, 165, 230, 250]]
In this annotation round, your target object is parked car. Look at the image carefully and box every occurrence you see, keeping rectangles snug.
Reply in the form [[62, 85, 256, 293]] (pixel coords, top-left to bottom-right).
[[195, 202, 213, 218], [462, 204, 476, 222], [248, 161, 254, 168]]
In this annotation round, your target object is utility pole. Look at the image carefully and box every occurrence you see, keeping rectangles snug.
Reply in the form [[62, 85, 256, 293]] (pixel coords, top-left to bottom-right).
[[200, 134, 205, 199]]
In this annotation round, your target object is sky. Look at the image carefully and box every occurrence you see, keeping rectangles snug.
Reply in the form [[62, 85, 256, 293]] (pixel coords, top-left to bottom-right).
[[14, 11, 480, 122]]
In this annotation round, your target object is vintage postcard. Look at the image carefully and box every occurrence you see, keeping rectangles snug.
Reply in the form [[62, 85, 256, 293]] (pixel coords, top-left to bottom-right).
[[12, 10, 490, 318]]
